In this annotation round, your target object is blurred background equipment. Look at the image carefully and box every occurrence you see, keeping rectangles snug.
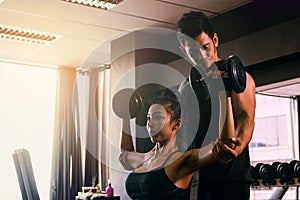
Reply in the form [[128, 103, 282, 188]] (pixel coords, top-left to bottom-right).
[[12, 149, 40, 200], [271, 162, 293, 185], [268, 185, 289, 200], [251, 161, 300, 200], [290, 160, 300, 179], [254, 163, 275, 186]]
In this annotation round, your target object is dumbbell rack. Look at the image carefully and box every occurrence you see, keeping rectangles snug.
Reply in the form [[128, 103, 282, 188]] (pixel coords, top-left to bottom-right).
[[251, 161, 300, 199], [252, 178, 300, 187], [251, 180, 300, 200]]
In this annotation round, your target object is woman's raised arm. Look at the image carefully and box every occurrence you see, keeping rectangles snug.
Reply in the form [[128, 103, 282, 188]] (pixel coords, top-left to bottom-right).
[[120, 119, 135, 151], [119, 119, 150, 170]]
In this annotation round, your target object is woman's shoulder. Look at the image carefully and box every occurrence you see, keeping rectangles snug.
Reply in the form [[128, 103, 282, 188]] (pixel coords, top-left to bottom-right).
[[163, 151, 183, 167]]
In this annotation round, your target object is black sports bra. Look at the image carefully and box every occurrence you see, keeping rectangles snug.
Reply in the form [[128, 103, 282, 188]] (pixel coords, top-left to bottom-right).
[[125, 150, 185, 200], [125, 168, 185, 200]]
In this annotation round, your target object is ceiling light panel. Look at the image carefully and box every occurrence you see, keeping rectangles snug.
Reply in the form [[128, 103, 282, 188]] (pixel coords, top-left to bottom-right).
[[62, 0, 125, 10], [0, 24, 61, 44]]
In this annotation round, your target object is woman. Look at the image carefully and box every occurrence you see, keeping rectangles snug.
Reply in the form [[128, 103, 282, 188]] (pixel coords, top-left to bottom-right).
[[118, 89, 238, 200]]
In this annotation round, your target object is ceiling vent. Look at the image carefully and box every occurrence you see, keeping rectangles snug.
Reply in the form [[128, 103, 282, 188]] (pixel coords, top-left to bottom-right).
[[0, 25, 61, 44]]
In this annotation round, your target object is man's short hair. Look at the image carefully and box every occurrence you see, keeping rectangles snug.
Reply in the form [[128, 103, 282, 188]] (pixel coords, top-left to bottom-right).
[[176, 11, 215, 40]]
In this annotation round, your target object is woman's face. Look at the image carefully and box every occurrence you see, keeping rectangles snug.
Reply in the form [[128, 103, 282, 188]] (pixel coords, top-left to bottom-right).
[[146, 104, 176, 144]]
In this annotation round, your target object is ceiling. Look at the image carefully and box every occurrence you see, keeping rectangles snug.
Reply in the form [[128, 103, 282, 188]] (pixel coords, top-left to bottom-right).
[[0, 0, 253, 68], [257, 77, 300, 98]]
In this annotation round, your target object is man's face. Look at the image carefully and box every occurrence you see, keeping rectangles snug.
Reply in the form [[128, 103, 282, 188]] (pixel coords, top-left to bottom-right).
[[195, 32, 219, 68], [180, 32, 219, 68]]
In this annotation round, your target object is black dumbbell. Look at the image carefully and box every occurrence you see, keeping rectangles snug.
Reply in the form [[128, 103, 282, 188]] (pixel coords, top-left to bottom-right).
[[272, 162, 293, 185], [249, 165, 259, 186], [217, 55, 247, 93], [112, 83, 168, 126], [189, 55, 246, 97], [289, 160, 300, 179], [189, 66, 210, 101], [112, 88, 143, 120], [254, 163, 275, 186]]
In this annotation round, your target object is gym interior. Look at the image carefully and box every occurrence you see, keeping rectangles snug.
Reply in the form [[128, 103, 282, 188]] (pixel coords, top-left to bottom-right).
[[1, 0, 299, 199]]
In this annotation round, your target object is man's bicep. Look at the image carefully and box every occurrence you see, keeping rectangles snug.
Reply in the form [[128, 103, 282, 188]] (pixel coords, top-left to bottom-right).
[[232, 73, 256, 121], [231, 73, 256, 146]]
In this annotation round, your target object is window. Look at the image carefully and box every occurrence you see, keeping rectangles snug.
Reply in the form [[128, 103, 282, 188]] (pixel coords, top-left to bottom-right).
[[250, 94, 299, 200], [0, 61, 57, 199]]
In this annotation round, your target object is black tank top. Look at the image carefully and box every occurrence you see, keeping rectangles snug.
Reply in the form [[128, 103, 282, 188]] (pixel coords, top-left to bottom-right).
[[200, 146, 252, 182]]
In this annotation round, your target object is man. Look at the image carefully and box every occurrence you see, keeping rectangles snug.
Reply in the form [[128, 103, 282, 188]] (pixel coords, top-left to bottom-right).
[[176, 11, 256, 200]]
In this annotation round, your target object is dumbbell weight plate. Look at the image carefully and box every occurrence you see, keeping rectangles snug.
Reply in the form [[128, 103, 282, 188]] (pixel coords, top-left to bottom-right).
[[254, 163, 264, 179], [272, 162, 293, 184], [134, 83, 168, 127], [255, 163, 274, 185], [227, 55, 246, 93], [112, 88, 143, 119], [249, 165, 258, 185], [258, 163, 274, 184], [290, 160, 300, 178], [278, 162, 293, 184]]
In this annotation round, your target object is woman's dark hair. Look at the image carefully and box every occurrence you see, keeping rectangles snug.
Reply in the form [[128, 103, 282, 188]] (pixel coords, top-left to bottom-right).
[[149, 88, 181, 122], [176, 11, 215, 40]]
